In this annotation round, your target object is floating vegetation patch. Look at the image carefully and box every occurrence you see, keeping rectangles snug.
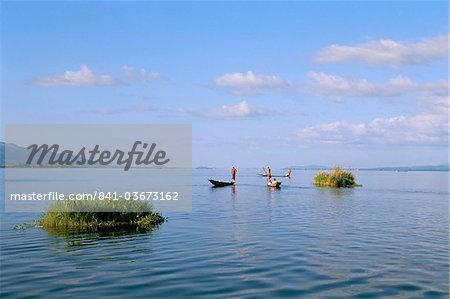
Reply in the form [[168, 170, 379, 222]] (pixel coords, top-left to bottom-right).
[[313, 167, 361, 188], [15, 199, 166, 231]]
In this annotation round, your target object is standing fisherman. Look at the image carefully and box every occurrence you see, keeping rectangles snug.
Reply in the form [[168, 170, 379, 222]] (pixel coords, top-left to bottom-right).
[[265, 166, 271, 178], [231, 166, 237, 183], [285, 168, 292, 178], [265, 166, 272, 184]]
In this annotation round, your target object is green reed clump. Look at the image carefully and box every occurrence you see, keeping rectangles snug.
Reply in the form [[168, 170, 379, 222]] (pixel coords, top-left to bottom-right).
[[313, 167, 359, 188], [37, 199, 166, 229]]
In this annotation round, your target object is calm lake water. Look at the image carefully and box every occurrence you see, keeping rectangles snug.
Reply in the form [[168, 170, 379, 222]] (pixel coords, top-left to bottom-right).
[[1, 169, 449, 298]]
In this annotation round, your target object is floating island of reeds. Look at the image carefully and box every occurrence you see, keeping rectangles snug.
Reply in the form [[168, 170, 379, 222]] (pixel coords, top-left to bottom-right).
[[313, 167, 361, 188], [15, 199, 166, 231]]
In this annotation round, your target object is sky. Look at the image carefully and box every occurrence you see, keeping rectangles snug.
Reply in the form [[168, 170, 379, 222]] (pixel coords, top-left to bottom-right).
[[1, 1, 448, 168]]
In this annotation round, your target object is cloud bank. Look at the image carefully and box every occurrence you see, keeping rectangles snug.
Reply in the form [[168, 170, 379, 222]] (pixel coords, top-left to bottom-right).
[[81, 103, 154, 115], [33, 65, 121, 87], [306, 72, 447, 99], [179, 101, 266, 118], [122, 65, 160, 82], [315, 35, 449, 66], [33, 65, 160, 87], [297, 96, 449, 145], [215, 71, 289, 95]]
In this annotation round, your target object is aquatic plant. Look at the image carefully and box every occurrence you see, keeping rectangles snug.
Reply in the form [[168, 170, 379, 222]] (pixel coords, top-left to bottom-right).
[[36, 199, 166, 229], [313, 167, 359, 188]]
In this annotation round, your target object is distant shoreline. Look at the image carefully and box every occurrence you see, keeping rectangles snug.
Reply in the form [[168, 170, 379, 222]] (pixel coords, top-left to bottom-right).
[[191, 167, 449, 172]]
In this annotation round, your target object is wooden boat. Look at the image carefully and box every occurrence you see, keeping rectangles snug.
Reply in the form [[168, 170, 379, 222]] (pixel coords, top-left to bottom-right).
[[267, 181, 282, 188], [257, 173, 288, 178], [208, 179, 235, 187]]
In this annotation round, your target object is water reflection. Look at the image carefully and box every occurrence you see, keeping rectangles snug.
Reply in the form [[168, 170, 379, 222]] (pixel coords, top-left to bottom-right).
[[45, 226, 155, 238], [231, 185, 236, 201], [265, 185, 282, 202], [265, 187, 273, 201], [314, 186, 354, 198], [208, 185, 236, 198], [44, 226, 157, 250]]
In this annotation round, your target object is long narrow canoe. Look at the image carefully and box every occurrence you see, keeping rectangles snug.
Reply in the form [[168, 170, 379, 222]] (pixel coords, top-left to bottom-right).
[[257, 173, 289, 177], [208, 179, 235, 187]]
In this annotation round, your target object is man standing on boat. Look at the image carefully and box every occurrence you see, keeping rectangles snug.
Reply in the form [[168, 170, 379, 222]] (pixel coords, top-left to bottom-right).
[[264, 166, 272, 184], [231, 166, 237, 182], [265, 166, 271, 179], [285, 168, 292, 178]]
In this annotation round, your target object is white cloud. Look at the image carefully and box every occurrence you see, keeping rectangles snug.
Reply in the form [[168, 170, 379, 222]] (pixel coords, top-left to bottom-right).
[[215, 71, 289, 95], [81, 103, 154, 115], [207, 101, 264, 117], [122, 65, 159, 82], [298, 121, 367, 144], [306, 72, 447, 99], [431, 96, 450, 115], [315, 35, 449, 66], [178, 101, 265, 118], [297, 96, 449, 145], [33, 65, 121, 87]]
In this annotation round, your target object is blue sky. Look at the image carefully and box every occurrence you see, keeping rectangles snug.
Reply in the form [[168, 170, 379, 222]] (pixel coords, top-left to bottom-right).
[[1, 1, 448, 167]]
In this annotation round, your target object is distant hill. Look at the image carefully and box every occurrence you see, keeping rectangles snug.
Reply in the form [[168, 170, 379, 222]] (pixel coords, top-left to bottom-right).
[[286, 164, 449, 172], [0, 142, 4, 166], [0, 142, 35, 166], [360, 165, 450, 172], [287, 165, 330, 170], [0, 142, 64, 166], [195, 166, 213, 170]]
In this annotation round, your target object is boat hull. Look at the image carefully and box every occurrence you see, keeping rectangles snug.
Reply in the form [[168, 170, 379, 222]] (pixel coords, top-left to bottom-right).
[[267, 181, 282, 188], [208, 179, 235, 187]]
